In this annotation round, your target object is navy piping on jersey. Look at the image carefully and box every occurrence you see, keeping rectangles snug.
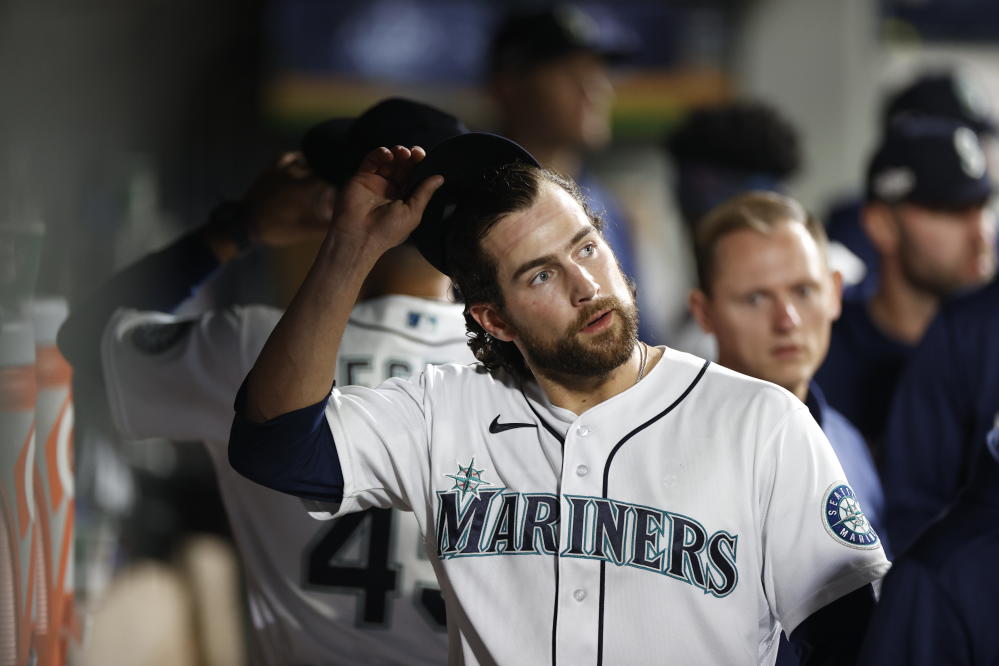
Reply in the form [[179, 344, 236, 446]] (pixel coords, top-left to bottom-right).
[[520, 391, 567, 447], [518, 388, 566, 665], [595, 360, 710, 666], [552, 447, 565, 666], [346, 318, 468, 347]]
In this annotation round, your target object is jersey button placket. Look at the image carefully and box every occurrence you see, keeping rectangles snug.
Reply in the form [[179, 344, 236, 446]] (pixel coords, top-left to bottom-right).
[[555, 421, 600, 665]]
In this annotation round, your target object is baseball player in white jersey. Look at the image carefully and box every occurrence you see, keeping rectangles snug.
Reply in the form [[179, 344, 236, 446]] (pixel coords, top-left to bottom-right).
[[231, 134, 890, 664], [59, 99, 473, 665]]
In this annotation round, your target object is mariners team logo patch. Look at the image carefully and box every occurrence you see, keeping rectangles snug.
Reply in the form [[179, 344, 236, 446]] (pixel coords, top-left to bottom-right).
[[445, 459, 492, 500], [822, 483, 879, 549]]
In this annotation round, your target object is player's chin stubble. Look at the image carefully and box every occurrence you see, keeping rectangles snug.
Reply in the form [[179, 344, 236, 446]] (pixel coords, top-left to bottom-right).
[[515, 295, 640, 379]]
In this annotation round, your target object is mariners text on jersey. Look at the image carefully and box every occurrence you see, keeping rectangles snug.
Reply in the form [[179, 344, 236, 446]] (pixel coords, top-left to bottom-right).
[[436, 489, 739, 597]]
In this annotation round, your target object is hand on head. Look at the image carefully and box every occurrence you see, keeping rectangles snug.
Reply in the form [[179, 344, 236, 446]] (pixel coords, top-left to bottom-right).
[[239, 151, 335, 248], [331, 145, 444, 252]]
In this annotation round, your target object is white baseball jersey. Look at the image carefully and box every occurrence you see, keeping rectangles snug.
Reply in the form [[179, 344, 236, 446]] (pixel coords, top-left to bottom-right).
[[318, 346, 890, 665], [101, 294, 473, 665]]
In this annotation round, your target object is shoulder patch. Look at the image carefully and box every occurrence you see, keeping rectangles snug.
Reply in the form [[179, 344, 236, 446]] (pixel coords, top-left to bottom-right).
[[130, 321, 194, 355], [821, 483, 880, 549]]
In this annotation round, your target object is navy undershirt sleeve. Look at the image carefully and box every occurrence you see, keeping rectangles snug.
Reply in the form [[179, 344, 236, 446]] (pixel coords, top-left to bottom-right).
[[785, 584, 876, 665], [228, 380, 344, 503], [57, 231, 221, 379], [856, 561, 969, 665]]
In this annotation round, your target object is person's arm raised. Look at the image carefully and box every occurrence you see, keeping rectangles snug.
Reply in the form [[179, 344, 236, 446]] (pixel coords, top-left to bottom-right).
[[242, 145, 444, 423]]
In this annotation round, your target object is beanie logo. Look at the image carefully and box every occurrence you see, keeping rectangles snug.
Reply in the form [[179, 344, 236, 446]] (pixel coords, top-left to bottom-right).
[[873, 167, 914, 202], [954, 127, 986, 179]]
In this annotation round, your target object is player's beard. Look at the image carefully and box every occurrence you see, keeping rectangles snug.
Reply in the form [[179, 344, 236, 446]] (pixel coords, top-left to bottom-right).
[[511, 294, 640, 380], [895, 218, 996, 297], [897, 228, 966, 298]]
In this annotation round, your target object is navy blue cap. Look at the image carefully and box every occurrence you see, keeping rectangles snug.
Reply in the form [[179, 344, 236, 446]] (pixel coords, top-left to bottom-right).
[[406, 133, 540, 275], [883, 71, 996, 135], [488, 5, 637, 75], [866, 115, 994, 209], [301, 98, 467, 186]]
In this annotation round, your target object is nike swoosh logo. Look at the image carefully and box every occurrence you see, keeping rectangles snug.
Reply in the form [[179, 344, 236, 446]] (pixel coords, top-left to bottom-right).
[[489, 415, 538, 434]]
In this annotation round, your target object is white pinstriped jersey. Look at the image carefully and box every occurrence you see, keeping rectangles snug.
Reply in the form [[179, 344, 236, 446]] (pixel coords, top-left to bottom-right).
[[101, 295, 473, 665], [320, 347, 890, 665]]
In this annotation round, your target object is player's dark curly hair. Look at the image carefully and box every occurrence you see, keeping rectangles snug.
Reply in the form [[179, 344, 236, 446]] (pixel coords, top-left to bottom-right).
[[664, 101, 802, 177], [444, 163, 603, 381]]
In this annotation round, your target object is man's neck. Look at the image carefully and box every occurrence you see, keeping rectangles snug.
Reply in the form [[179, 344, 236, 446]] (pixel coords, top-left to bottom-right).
[[358, 246, 452, 303], [531, 343, 662, 415], [868, 265, 939, 345]]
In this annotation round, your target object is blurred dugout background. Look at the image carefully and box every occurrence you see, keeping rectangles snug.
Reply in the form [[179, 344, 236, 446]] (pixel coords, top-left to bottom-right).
[[2, 0, 999, 663]]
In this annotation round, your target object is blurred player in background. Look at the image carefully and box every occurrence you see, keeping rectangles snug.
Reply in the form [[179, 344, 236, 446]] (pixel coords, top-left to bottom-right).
[[665, 102, 802, 235], [662, 101, 802, 357], [881, 275, 999, 553], [858, 426, 999, 664], [688, 191, 887, 546], [826, 69, 999, 293], [487, 5, 648, 337], [814, 114, 997, 451], [58, 98, 472, 665], [686, 191, 891, 666]]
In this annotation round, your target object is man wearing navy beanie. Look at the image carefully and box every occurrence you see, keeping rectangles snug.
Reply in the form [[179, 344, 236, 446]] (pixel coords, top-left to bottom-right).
[[814, 115, 996, 452]]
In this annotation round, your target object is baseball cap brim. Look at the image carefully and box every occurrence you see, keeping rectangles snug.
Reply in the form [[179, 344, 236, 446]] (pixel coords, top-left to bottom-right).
[[406, 133, 540, 275], [909, 178, 994, 209]]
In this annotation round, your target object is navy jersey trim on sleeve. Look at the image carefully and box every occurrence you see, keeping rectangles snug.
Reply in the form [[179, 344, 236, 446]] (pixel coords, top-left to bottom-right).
[[228, 379, 344, 503], [789, 583, 876, 665]]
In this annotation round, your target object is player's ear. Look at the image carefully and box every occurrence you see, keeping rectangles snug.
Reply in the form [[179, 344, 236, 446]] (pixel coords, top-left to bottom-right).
[[468, 303, 516, 342], [861, 203, 899, 255], [828, 269, 844, 321], [688, 289, 715, 334]]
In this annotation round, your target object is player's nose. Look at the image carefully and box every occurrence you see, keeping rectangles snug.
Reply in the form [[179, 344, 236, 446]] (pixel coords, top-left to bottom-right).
[[773, 297, 801, 332], [967, 207, 997, 246], [568, 262, 600, 305]]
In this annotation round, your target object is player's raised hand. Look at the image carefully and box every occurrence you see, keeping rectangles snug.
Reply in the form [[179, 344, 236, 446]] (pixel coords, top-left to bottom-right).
[[242, 151, 334, 247], [201, 151, 334, 262], [331, 145, 444, 251]]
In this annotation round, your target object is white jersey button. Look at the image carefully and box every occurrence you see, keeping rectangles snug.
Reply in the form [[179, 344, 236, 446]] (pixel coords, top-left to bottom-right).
[[576, 425, 590, 437], [573, 589, 587, 602], [575, 464, 589, 477]]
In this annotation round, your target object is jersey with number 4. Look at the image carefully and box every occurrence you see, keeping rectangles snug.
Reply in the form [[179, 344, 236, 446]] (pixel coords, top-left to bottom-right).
[[102, 295, 473, 665], [317, 347, 890, 665]]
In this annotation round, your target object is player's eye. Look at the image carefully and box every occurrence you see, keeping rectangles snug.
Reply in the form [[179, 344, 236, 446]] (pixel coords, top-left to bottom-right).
[[579, 242, 597, 258], [743, 292, 764, 306], [793, 284, 816, 299], [530, 270, 552, 286]]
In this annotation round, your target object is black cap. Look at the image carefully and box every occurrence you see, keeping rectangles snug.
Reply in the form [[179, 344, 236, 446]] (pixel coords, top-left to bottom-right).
[[301, 98, 468, 186], [866, 115, 994, 209], [489, 5, 636, 75], [406, 133, 540, 275], [883, 71, 996, 135]]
